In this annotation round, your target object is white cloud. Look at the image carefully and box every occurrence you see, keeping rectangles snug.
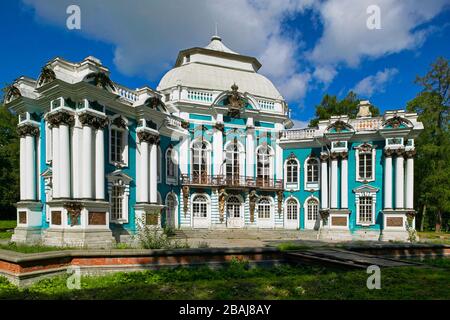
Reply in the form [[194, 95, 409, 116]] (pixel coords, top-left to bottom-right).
[[309, 0, 449, 84], [291, 119, 310, 128], [352, 68, 398, 97]]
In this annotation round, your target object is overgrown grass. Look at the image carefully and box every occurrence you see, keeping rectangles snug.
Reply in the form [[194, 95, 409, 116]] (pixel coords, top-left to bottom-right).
[[1, 258, 449, 299], [418, 232, 450, 245], [0, 242, 75, 253], [276, 242, 312, 251], [0, 220, 16, 230], [0, 232, 12, 240]]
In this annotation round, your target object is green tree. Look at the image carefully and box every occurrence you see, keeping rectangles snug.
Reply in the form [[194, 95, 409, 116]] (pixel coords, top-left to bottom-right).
[[0, 101, 19, 219], [308, 91, 380, 127], [407, 57, 450, 232]]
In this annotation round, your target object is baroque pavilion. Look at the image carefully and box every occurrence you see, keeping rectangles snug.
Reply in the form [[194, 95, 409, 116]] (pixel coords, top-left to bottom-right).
[[4, 35, 423, 247]]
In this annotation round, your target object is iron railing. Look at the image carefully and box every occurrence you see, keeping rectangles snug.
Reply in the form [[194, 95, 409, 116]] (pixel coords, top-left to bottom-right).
[[181, 174, 283, 190]]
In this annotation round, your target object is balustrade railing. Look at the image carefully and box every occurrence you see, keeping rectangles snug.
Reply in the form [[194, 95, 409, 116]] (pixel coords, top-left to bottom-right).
[[280, 128, 316, 140], [181, 174, 283, 190]]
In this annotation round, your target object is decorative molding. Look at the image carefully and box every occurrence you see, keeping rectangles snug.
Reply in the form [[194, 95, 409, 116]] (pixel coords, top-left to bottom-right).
[[182, 185, 189, 217], [46, 110, 75, 127], [17, 124, 40, 137], [384, 148, 394, 157], [111, 116, 127, 129], [320, 152, 329, 162], [37, 67, 56, 87], [78, 112, 108, 129], [277, 190, 283, 217], [383, 115, 410, 129], [137, 130, 160, 144], [64, 201, 83, 227], [214, 122, 225, 132], [218, 188, 228, 223], [248, 190, 259, 223], [405, 149, 416, 158]]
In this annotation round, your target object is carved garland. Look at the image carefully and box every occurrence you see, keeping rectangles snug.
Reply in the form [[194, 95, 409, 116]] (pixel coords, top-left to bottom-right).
[[384, 115, 409, 129], [182, 186, 190, 217], [277, 190, 283, 217], [64, 202, 83, 227]]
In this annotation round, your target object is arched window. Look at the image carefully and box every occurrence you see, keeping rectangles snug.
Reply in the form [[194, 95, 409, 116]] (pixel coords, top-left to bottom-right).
[[226, 196, 241, 218], [192, 194, 208, 218], [286, 198, 298, 220], [307, 198, 319, 221], [306, 158, 319, 183], [166, 148, 177, 183], [192, 140, 209, 183], [257, 146, 272, 185], [258, 198, 271, 219], [225, 143, 240, 180], [109, 116, 129, 166], [166, 193, 177, 228], [286, 159, 298, 184]]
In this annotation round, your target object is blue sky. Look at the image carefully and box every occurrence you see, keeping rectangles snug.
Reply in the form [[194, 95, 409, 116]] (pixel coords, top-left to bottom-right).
[[2, 0, 449, 127]]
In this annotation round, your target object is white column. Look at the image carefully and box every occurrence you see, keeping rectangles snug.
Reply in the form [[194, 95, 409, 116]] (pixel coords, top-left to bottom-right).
[[405, 153, 414, 209], [150, 143, 158, 203], [52, 126, 60, 199], [72, 125, 82, 198], [179, 136, 189, 176], [384, 152, 393, 209], [59, 124, 71, 198], [213, 126, 223, 176], [140, 139, 149, 203], [245, 127, 255, 178], [341, 156, 348, 209], [24, 134, 36, 200], [95, 128, 105, 200], [320, 156, 328, 209], [395, 153, 405, 209], [330, 156, 338, 209], [19, 137, 26, 200], [82, 125, 93, 199], [275, 123, 284, 180]]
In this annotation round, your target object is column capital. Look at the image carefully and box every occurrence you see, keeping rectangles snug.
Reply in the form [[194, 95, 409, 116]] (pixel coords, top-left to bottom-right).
[[405, 149, 416, 158], [330, 152, 340, 160], [394, 148, 405, 157], [320, 152, 329, 162], [46, 110, 75, 128], [340, 151, 348, 160], [17, 124, 39, 137], [78, 113, 108, 129], [214, 122, 225, 132], [384, 148, 394, 157], [137, 130, 160, 145]]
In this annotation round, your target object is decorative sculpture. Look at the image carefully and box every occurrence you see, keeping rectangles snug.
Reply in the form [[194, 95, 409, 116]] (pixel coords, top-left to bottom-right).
[[218, 188, 228, 223], [37, 67, 56, 87], [182, 186, 189, 216], [248, 190, 259, 223], [64, 202, 83, 227], [227, 83, 246, 118], [277, 190, 283, 217]]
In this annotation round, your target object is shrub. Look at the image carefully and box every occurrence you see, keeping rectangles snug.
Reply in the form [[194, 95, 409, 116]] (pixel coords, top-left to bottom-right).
[[135, 217, 189, 249]]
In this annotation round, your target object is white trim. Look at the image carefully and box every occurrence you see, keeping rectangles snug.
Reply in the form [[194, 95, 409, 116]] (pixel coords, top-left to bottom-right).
[[355, 143, 376, 182], [165, 192, 179, 228], [190, 193, 211, 228], [255, 144, 274, 181], [354, 186, 378, 226], [304, 156, 320, 191], [226, 194, 245, 228], [303, 195, 320, 230], [157, 145, 162, 183], [256, 196, 274, 228], [108, 115, 129, 167], [284, 196, 299, 229], [165, 147, 178, 185], [190, 138, 212, 178], [223, 140, 245, 178], [107, 171, 132, 224], [284, 156, 300, 191]]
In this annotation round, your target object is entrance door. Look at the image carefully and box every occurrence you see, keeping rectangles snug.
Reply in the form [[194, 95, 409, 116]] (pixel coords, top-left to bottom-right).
[[226, 196, 244, 228], [285, 198, 299, 229], [192, 194, 209, 228], [305, 198, 320, 230]]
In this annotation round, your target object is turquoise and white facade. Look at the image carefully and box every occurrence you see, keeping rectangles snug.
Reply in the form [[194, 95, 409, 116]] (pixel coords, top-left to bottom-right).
[[5, 36, 423, 247]]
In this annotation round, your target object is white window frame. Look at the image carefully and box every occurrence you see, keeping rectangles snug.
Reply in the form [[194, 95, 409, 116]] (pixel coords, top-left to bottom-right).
[[224, 141, 245, 180], [355, 189, 377, 226], [285, 197, 299, 221], [45, 122, 52, 164], [107, 172, 131, 224], [331, 141, 347, 152], [284, 156, 300, 191], [257, 197, 272, 220], [305, 197, 320, 221], [226, 195, 243, 218], [109, 116, 129, 167], [304, 156, 320, 190], [191, 193, 210, 218], [256, 145, 274, 184], [190, 139, 211, 180], [165, 147, 178, 185], [355, 144, 376, 182]]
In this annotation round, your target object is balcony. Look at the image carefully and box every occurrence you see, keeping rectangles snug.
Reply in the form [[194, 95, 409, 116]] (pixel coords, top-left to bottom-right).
[[181, 174, 284, 191]]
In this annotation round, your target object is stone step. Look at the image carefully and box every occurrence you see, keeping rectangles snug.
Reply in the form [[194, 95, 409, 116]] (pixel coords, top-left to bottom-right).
[[171, 229, 319, 240]]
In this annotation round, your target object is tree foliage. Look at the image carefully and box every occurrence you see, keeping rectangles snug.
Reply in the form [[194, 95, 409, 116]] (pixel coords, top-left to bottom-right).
[[407, 57, 450, 232], [308, 91, 380, 127], [0, 101, 19, 219]]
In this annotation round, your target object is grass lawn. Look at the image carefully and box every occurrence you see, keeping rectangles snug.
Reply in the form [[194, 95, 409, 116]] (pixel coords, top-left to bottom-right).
[[418, 231, 450, 245], [0, 242, 76, 253], [0, 220, 16, 241], [0, 259, 449, 300]]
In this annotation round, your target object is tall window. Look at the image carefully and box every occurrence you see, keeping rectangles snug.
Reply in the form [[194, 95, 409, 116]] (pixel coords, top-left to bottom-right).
[[166, 148, 176, 182], [286, 198, 298, 220], [307, 198, 319, 220], [306, 158, 319, 183], [226, 196, 241, 218], [358, 196, 373, 224], [257, 146, 271, 185], [358, 151, 373, 180], [258, 198, 271, 219], [225, 143, 240, 180], [192, 141, 209, 182], [111, 181, 125, 221], [286, 159, 298, 184], [110, 128, 125, 163], [192, 195, 208, 218]]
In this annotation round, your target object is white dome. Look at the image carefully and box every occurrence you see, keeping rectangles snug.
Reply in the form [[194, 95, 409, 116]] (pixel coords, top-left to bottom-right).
[[157, 37, 284, 101]]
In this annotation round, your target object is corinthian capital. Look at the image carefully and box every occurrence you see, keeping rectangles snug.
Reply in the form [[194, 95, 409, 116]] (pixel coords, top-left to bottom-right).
[[17, 124, 40, 137], [78, 113, 109, 129], [46, 110, 75, 127], [405, 149, 416, 158], [137, 131, 160, 145]]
